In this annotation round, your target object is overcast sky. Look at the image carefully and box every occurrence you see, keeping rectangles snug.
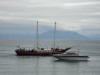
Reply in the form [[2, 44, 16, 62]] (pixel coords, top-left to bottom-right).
[[0, 0, 100, 36]]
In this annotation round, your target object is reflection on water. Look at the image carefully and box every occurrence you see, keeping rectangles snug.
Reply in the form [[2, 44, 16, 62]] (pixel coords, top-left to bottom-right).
[[53, 59, 89, 63], [0, 53, 100, 75], [0, 39, 100, 75]]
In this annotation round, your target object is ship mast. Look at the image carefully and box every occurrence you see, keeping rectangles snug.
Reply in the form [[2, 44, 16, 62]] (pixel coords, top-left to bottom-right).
[[54, 22, 56, 49], [37, 21, 39, 49]]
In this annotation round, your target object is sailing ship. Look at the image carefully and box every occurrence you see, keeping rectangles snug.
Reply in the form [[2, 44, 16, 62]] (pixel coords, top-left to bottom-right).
[[53, 50, 89, 60], [15, 21, 71, 56]]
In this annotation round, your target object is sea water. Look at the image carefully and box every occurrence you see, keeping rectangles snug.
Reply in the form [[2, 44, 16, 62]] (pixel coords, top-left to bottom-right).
[[0, 38, 100, 75]]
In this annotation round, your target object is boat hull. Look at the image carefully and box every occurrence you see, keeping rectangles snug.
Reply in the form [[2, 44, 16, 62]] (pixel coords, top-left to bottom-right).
[[15, 51, 62, 56], [16, 51, 52, 56], [15, 48, 70, 56], [54, 55, 89, 60]]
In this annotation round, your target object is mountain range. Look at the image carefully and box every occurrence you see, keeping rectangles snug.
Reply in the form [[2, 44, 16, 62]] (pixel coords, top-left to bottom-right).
[[39, 30, 89, 40], [0, 30, 91, 40]]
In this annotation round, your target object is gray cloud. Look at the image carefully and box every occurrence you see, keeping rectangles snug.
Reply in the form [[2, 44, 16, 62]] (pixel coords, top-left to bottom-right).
[[0, 0, 100, 36]]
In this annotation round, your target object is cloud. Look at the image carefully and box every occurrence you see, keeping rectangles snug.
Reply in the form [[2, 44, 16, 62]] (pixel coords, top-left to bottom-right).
[[0, 0, 100, 36]]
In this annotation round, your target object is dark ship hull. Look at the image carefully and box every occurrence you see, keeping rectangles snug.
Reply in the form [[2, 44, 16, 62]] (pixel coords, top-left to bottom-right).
[[15, 47, 71, 56]]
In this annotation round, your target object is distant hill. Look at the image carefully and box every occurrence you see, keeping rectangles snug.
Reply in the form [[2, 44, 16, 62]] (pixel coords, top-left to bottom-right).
[[0, 30, 89, 40], [0, 33, 34, 38], [89, 34, 100, 40], [39, 30, 89, 40]]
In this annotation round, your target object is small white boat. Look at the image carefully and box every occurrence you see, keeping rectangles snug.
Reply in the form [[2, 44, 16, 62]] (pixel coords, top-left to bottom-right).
[[53, 50, 89, 61]]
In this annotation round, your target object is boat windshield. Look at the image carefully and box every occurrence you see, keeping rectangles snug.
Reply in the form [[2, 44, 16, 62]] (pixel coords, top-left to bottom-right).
[[63, 50, 79, 55]]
